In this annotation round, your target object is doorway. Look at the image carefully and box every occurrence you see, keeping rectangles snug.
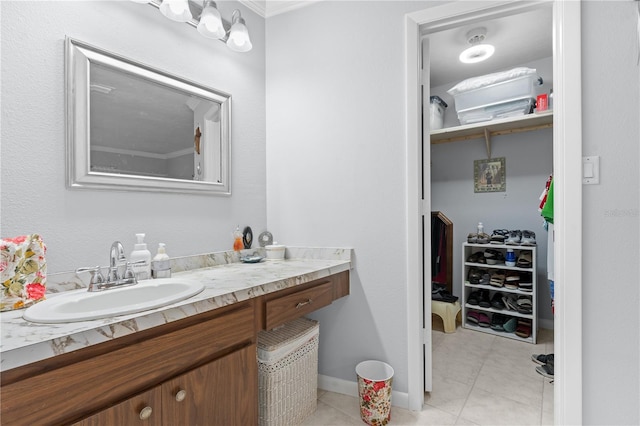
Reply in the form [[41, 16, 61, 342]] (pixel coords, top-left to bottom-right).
[[405, 2, 583, 424]]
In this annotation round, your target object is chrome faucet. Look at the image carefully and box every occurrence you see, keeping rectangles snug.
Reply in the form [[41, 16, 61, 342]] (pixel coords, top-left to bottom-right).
[[76, 241, 138, 292], [107, 241, 127, 282]]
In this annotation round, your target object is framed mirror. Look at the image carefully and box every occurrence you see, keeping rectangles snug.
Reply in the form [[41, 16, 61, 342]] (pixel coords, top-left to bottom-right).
[[65, 37, 231, 195]]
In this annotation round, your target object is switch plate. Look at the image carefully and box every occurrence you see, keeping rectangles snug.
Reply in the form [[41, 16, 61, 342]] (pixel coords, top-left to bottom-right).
[[582, 156, 600, 184]]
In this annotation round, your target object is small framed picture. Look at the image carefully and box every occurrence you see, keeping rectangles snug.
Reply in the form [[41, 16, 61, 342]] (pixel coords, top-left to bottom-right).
[[474, 157, 506, 193]]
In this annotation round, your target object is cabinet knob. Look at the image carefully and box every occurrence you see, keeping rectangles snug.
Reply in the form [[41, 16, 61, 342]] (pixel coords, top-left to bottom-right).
[[139, 406, 153, 420], [175, 389, 187, 402]]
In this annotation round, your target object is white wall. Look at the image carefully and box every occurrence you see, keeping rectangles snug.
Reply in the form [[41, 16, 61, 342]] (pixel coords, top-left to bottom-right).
[[581, 2, 639, 424], [266, 1, 438, 395], [1, 1, 266, 273]]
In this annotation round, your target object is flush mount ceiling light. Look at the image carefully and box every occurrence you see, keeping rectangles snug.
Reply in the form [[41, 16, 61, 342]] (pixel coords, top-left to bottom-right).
[[131, 0, 252, 52], [459, 28, 495, 64]]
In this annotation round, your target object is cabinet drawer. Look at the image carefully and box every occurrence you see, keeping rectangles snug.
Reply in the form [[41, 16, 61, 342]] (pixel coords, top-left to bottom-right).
[[265, 281, 333, 329]]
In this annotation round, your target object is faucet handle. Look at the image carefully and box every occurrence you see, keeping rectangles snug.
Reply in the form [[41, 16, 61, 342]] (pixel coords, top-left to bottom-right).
[[123, 262, 138, 283], [76, 266, 105, 290]]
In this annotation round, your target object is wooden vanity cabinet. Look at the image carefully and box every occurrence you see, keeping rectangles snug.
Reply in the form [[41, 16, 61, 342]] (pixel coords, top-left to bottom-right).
[[1, 301, 258, 426], [1, 269, 350, 425], [74, 344, 257, 426]]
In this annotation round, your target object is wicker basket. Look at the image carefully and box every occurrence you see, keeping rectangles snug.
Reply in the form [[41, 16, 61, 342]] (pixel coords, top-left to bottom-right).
[[258, 317, 319, 426]]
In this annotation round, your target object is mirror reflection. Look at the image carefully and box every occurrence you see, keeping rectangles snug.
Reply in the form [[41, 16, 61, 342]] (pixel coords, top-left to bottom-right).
[[66, 37, 231, 194]]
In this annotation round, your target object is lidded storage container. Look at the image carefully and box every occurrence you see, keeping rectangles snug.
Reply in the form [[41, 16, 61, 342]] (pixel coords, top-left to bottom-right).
[[448, 67, 542, 125]]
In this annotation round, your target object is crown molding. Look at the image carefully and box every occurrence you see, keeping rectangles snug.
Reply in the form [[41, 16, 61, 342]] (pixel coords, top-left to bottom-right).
[[238, 0, 321, 18]]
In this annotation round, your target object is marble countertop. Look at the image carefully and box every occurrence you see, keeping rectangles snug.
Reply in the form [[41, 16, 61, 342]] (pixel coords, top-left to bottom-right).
[[0, 247, 352, 372]]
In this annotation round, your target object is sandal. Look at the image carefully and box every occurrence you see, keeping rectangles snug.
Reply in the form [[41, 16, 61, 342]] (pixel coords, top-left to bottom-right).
[[484, 249, 505, 265], [490, 229, 509, 244], [516, 252, 532, 268], [466, 310, 481, 324], [466, 251, 486, 264], [467, 290, 481, 305], [489, 270, 506, 287], [476, 232, 490, 244], [515, 319, 532, 338], [503, 317, 518, 332], [505, 230, 522, 245], [478, 290, 491, 308], [490, 313, 507, 331], [504, 271, 520, 289], [467, 233, 478, 243], [535, 363, 554, 378], [477, 312, 491, 327], [531, 353, 554, 366], [490, 292, 505, 309]]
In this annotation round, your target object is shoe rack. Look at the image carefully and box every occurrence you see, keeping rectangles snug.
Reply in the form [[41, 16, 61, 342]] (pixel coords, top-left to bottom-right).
[[462, 242, 537, 343]]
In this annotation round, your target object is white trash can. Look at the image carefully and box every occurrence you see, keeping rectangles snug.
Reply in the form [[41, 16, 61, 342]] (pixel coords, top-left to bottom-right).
[[355, 360, 394, 426]]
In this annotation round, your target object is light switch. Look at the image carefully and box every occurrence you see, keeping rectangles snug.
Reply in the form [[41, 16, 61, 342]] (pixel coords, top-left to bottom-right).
[[582, 156, 600, 185]]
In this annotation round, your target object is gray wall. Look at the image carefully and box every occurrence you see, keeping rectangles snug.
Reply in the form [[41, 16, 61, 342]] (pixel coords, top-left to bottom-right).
[[1, 1, 266, 272]]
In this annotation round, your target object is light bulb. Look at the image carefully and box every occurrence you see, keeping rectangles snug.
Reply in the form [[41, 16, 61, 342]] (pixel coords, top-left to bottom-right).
[[159, 0, 192, 22], [197, 1, 225, 39]]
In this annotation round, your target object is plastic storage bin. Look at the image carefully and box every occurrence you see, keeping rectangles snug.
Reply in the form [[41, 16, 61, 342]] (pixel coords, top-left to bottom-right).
[[258, 317, 319, 426], [458, 97, 535, 125], [452, 73, 542, 113]]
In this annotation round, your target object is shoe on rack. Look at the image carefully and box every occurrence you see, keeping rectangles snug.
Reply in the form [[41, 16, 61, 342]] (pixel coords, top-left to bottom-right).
[[467, 233, 478, 243], [466, 251, 486, 264], [467, 290, 481, 305], [515, 318, 532, 338], [516, 252, 532, 268], [490, 313, 507, 331], [477, 312, 491, 327], [503, 317, 518, 333], [521, 230, 537, 246], [484, 249, 505, 265], [489, 270, 506, 287], [505, 271, 520, 289], [502, 295, 519, 311], [490, 292, 505, 310], [476, 232, 490, 244], [478, 290, 491, 308], [505, 230, 522, 245], [467, 267, 483, 284], [490, 229, 509, 244]]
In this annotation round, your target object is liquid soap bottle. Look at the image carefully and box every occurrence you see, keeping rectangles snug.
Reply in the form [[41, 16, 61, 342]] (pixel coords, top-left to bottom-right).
[[130, 233, 151, 280], [152, 243, 171, 278]]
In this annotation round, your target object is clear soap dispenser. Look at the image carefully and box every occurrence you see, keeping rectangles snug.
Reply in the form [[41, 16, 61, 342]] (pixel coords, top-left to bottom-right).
[[130, 233, 151, 280]]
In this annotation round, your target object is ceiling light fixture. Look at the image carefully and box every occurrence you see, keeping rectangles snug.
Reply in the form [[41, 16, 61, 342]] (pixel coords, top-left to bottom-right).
[[459, 28, 495, 64], [131, 0, 252, 52]]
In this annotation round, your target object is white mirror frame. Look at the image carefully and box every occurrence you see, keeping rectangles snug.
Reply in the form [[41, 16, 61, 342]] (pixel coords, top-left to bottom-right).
[[65, 37, 231, 195]]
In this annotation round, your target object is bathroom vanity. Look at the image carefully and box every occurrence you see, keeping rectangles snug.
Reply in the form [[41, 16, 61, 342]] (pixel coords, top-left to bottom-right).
[[0, 249, 351, 425]]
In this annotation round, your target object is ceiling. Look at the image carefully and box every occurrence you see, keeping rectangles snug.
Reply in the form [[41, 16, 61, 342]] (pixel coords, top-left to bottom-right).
[[425, 6, 553, 87], [239, 1, 553, 88]]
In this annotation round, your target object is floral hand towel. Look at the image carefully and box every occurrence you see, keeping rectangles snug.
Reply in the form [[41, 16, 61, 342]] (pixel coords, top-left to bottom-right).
[[1, 234, 47, 311]]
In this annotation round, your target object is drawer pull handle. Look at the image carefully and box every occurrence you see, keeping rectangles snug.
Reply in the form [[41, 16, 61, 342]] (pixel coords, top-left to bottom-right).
[[296, 299, 313, 308], [175, 389, 187, 402], [139, 406, 153, 420]]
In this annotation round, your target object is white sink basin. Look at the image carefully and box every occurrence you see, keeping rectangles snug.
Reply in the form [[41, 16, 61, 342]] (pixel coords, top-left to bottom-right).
[[23, 278, 205, 323]]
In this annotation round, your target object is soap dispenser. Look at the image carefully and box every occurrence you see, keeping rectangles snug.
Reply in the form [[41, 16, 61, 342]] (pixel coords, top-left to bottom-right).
[[130, 233, 151, 280], [152, 243, 171, 279]]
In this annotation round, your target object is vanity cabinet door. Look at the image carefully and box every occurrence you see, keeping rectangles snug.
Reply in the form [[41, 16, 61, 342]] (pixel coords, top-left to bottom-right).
[[72, 387, 162, 425], [162, 344, 258, 425]]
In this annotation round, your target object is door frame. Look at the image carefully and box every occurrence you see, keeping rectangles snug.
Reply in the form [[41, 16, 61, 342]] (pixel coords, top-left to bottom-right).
[[404, 1, 583, 424]]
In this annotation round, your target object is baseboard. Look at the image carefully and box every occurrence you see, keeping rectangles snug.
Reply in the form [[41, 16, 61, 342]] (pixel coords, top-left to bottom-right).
[[317, 374, 410, 409]]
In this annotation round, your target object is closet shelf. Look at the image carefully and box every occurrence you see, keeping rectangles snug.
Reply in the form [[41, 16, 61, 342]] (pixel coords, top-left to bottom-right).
[[430, 110, 553, 145]]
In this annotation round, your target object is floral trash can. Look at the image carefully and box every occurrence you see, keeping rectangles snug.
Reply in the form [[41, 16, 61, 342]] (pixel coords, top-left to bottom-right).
[[356, 360, 394, 426]]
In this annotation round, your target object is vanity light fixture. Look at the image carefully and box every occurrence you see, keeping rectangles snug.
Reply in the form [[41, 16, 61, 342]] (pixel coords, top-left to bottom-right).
[[131, 0, 252, 52], [197, 0, 225, 39], [459, 28, 495, 64], [226, 9, 253, 52], [159, 0, 193, 22]]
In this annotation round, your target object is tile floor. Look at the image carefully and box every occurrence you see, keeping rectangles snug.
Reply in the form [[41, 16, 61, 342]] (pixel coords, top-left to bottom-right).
[[303, 323, 554, 425]]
